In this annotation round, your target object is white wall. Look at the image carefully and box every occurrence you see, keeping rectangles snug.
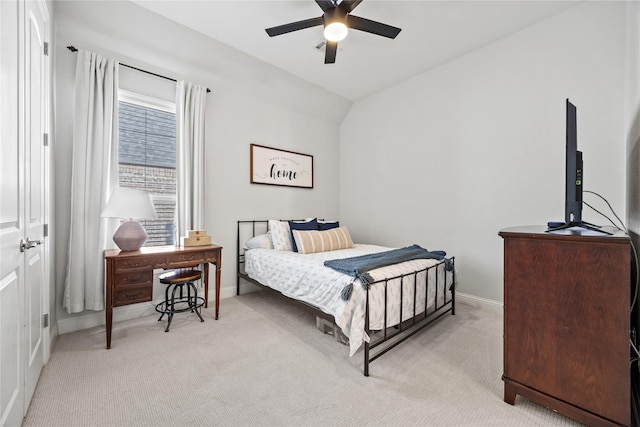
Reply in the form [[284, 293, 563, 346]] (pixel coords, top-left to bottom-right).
[[340, 1, 626, 303], [625, 1, 640, 334], [52, 0, 351, 327], [627, 1, 640, 233]]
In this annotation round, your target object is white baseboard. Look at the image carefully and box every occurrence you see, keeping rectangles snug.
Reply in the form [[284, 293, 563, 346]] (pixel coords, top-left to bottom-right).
[[456, 291, 503, 314], [56, 286, 239, 335], [56, 286, 503, 336], [49, 322, 59, 348]]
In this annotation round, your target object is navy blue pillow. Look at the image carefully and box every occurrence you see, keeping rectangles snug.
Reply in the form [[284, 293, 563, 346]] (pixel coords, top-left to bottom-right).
[[318, 221, 340, 231], [289, 218, 318, 252]]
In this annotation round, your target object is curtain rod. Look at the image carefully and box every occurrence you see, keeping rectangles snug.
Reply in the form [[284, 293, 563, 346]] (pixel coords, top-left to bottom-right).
[[67, 45, 211, 93]]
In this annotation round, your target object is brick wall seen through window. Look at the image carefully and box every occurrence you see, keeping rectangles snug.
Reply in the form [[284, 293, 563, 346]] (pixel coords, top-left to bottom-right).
[[118, 99, 176, 246]]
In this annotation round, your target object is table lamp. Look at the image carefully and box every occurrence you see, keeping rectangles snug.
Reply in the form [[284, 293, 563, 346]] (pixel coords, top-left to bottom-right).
[[101, 187, 158, 251]]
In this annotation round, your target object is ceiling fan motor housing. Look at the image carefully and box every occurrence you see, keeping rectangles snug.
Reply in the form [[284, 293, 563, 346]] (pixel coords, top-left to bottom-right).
[[323, 6, 348, 28]]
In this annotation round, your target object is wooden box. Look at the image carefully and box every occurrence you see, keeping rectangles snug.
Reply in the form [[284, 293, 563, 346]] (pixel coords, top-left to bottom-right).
[[182, 230, 212, 246]]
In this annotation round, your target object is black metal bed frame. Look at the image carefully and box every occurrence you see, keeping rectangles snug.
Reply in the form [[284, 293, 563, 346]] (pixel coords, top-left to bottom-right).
[[236, 220, 456, 377]]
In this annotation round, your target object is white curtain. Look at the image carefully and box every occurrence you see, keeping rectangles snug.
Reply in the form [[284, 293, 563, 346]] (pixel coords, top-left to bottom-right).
[[176, 81, 207, 239], [63, 50, 119, 314]]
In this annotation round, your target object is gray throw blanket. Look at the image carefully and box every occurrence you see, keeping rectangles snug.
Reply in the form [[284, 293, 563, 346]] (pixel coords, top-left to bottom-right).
[[324, 244, 453, 301]]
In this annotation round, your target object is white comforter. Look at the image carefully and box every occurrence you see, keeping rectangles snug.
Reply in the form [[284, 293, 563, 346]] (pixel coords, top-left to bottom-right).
[[244, 244, 452, 356]]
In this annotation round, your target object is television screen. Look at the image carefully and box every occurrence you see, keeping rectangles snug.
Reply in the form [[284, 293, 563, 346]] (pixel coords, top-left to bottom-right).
[[565, 99, 581, 224], [546, 99, 610, 234]]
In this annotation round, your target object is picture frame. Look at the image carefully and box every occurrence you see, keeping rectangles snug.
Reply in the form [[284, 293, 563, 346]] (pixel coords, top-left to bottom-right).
[[250, 144, 314, 189]]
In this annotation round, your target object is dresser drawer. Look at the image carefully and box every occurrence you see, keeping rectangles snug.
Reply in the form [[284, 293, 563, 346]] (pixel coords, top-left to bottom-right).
[[113, 270, 153, 289], [113, 286, 152, 306]]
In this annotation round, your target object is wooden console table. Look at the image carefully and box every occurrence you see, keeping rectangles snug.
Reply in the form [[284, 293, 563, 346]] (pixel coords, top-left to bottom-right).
[[104, 244, 222, 349]]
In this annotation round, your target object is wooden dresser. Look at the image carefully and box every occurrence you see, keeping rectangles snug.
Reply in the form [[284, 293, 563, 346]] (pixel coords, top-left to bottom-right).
[[499, 226, 630, 427]]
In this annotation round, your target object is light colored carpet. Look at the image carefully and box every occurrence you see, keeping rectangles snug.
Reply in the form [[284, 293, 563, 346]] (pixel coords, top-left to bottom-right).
[[23, 291, 582, 426]]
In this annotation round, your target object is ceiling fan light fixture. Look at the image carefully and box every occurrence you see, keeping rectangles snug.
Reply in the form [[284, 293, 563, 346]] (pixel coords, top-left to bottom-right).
[[324, 22, 348, 42], [264, 0, 401, 64]]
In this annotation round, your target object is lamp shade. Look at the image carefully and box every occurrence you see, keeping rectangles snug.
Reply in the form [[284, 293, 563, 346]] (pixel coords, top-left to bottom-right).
[[102, 188, 158, 252], [101, 187, 158, 220]]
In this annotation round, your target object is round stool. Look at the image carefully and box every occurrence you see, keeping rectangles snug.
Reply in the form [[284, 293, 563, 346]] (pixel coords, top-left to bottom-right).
[[155, 269, 205, 332]]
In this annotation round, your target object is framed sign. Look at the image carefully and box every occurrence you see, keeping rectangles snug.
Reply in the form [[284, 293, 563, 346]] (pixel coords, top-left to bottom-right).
[[250, 144, 313, 188]]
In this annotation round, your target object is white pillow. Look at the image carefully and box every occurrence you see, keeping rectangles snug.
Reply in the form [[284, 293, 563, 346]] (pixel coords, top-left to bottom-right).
[[244, 233, 273, 250], [268, 220, 292, 251]]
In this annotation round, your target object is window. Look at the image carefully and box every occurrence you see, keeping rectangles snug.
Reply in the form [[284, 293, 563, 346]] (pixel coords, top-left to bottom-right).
[[118, 90, 176, 246]]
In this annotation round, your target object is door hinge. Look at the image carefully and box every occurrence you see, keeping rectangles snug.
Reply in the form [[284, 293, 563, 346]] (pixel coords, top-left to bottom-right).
[[43, 42, 49, 56], [43, 133, 48, 146], [43, 224, 48, 237], [42, 314, 49, 328]]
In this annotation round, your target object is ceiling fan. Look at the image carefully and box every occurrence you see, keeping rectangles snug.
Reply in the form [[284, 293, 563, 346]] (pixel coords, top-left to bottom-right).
[[265, 0, 402, 64]]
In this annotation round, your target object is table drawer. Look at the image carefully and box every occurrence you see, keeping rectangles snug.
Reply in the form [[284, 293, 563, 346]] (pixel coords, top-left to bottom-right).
[[113, 270, 153, 289], [164, 253, 205, 268], [113, 286, 152, 306], [113, 258, 154, 271]]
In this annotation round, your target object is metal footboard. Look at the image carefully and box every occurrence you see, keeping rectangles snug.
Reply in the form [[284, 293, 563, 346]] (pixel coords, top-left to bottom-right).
[[236, 220, 456, 376], [362, 258, 455, 376]]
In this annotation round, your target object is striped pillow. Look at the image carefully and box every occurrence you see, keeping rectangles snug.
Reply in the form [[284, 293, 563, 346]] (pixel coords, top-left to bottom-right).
[[292, 227, 354, 254]]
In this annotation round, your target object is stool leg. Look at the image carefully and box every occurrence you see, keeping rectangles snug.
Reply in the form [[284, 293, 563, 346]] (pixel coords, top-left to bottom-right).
[[166, 284, 181, 332], [189, 282, 204, 323], [158, 283, 172, 322], [187, 283, 193, 312]]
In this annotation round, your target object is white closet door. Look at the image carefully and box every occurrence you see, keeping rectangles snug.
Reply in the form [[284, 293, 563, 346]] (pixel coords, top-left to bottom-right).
[[0, 1, 49, 425], [0, 1, 27, 425], [23, 0, 48, 410]]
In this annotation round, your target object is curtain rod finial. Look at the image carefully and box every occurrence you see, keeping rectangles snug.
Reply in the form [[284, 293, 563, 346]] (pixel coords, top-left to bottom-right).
[[67, 45, 78, 52]]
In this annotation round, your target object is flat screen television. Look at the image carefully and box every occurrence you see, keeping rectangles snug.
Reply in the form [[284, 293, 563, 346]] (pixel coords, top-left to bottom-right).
[[546, 99, 610, 234]]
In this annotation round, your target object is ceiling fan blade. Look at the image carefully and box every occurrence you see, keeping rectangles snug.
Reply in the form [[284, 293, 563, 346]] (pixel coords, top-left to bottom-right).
[[339, 0, 363, 13], [347, 15, 401, 39], [315, 0, 335, 12], [265, 16, 323, 37], [325, 41, 337, 64]]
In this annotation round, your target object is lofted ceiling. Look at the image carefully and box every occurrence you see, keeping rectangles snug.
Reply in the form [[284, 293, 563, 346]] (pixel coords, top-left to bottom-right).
[[132, 0, 580, 101]]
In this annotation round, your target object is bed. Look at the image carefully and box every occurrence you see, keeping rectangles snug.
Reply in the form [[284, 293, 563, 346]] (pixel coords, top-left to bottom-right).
[[236, 219, 456, 376]]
